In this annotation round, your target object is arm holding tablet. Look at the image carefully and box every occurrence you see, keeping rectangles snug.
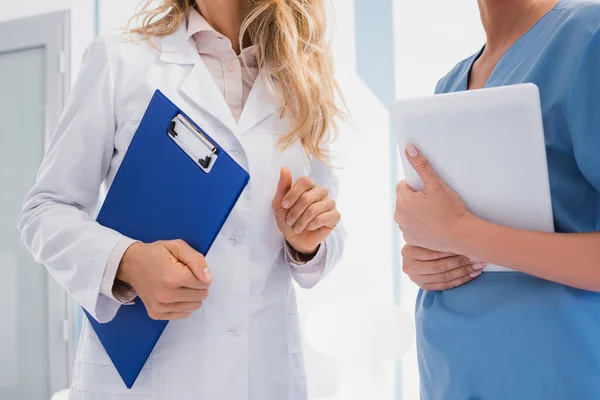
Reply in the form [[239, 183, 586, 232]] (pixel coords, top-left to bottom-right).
[[396, 145, 600, 292]]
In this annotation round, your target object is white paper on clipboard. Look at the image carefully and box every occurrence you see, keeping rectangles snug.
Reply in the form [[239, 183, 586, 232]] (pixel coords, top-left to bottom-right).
[[391, 83, 554, 272]]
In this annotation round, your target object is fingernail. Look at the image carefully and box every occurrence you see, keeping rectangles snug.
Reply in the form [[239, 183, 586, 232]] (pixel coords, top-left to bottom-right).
[[282, 200, 290, 209], [472, 263, 486, 270], [470, 271, 482, 278], [203, 268, 212, 281], [286, 219, 293, 226], [294, 227, 302, 234], [406, 144, 418, 158]]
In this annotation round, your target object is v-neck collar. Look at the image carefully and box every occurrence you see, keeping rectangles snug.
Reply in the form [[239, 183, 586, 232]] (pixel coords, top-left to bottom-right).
[[457, 0, 563, 91]]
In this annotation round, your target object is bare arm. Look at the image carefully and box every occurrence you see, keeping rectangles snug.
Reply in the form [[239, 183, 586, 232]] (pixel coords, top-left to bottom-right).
[[456, 216, 600, 291], [395, 145, 600, 292]]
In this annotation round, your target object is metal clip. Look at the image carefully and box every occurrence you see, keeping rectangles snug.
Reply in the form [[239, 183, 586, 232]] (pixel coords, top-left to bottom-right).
[[168, 114, 219, 173]]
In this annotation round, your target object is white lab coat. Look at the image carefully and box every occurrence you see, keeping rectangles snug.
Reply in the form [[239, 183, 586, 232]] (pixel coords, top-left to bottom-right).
[[17, 22, 345, 400]]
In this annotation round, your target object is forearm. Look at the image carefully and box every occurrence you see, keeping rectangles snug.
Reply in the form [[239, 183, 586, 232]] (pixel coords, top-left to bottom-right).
[[456, 215, 600, 291], [18, 200, 126, 321]]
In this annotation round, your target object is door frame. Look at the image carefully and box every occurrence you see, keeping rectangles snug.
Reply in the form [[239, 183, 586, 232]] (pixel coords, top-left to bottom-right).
[[0, 11, 72, 395]]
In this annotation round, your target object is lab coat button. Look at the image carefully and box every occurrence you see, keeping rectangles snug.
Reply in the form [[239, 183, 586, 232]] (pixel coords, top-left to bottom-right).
[[227, 63, 236, 72], [227, 328, 241, 337], [229, 233, 242, 245]]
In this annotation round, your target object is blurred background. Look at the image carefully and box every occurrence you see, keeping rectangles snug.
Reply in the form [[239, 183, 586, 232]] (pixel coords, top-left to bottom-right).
[[0, 1, 484, 399]]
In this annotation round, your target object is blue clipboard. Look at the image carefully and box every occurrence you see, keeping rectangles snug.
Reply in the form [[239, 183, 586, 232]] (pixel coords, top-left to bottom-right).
[[84, 90, 249, 389]]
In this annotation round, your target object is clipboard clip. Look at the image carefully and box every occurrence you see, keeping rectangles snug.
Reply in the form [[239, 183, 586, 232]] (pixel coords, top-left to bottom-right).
[[168, 114, 219, 173]]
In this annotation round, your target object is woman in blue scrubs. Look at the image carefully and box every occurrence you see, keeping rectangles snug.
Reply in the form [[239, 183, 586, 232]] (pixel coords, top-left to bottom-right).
[[394, 0, 600, 398]]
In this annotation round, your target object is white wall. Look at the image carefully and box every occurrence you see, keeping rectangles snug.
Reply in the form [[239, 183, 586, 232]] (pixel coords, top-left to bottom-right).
[[0, 0, 71, 20], [394, 1, 484, 99]]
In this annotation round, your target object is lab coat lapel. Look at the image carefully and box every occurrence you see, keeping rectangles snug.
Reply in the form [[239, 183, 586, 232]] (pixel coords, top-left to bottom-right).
[[179, 62, 238, 134], [160, 23, 238, 134], [237, 72, 283, 135]]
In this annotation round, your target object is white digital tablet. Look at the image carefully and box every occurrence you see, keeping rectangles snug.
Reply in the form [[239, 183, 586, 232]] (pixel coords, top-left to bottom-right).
[[391, 83, 554, 272]]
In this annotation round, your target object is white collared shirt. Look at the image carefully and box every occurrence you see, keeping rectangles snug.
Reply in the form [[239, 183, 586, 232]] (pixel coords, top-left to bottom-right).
[[187, 8, 257, 121]]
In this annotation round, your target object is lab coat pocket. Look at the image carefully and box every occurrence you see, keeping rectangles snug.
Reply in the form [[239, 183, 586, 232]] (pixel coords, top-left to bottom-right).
[[71, 331, 151, 395]]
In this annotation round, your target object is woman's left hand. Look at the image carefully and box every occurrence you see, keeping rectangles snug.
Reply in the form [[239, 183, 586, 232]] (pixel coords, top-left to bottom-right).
[[394, 144, 474, 253], [273, 167, 341, 257]]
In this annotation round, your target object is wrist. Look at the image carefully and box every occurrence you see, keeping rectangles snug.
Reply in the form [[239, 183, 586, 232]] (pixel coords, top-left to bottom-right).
[[451, 212, 484, 255], [287, 241, 320, 262], [116, 242, 143, 286]]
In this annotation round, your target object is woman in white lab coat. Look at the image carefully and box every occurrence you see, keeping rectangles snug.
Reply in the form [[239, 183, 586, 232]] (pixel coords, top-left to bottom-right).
[[17, 0, 346, 399]]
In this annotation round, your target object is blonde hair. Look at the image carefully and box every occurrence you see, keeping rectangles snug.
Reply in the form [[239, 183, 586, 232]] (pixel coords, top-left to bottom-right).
[[129, 0, 343, 163]]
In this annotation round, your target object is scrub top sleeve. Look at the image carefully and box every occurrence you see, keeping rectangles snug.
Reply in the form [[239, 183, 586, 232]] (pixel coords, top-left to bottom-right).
[[566, 28, 600, 194], [434, 78, 445, 95]]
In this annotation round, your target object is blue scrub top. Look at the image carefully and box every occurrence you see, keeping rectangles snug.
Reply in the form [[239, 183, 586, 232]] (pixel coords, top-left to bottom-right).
[[417, 1, 600, 399]]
